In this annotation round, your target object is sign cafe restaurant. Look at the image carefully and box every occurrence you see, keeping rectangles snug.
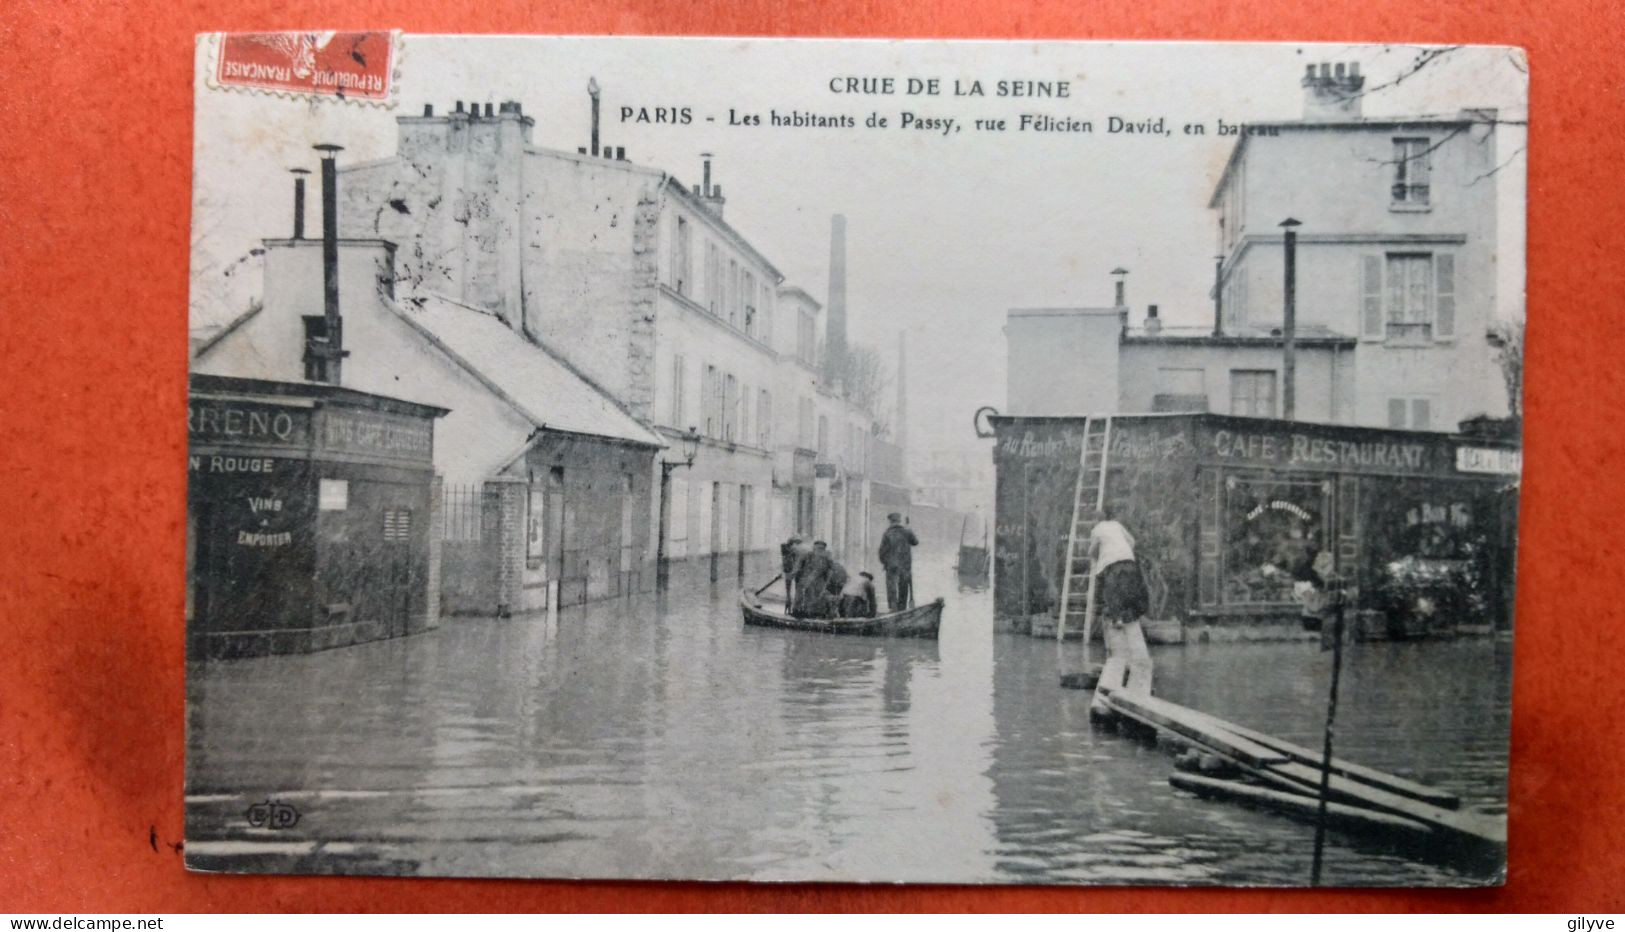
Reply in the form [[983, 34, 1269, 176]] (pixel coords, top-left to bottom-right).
[[989, 412, 1521, 640], [186, 374, 447, 658]]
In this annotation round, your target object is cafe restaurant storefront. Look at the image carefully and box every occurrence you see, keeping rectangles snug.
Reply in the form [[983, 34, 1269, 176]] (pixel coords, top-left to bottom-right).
[[187, 374, 448, 659], [990, 413, 1520, 639]]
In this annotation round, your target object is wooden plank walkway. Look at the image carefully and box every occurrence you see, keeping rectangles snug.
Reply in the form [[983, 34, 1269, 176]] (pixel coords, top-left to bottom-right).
[[1096, 686, 1505, 861]]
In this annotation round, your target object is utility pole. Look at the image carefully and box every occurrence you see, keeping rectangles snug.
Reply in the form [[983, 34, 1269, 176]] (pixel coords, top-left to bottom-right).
[[1280, 218, 1301, 420]]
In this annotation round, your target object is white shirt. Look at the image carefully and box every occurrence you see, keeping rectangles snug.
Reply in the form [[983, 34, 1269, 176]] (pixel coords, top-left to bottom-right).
[[1089, 520, 1136, 575]]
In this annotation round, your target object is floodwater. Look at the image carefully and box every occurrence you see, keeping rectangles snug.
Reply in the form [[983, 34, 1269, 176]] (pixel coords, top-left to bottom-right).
[[186, 548, 1511, 886]]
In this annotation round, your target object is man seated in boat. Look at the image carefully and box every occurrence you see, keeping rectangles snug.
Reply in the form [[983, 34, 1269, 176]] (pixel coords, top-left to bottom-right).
[[790, 540, 835, 618], [838, 570, 878, 619], [825, 559, 850, 618]]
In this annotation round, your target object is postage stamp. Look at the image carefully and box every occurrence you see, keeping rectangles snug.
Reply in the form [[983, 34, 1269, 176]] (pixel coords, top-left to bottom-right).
[[207, 31, 398, 103], [186, 36, 1525, 887]]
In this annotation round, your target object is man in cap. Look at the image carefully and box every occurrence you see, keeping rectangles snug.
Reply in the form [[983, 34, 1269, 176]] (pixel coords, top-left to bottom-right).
[[878, 512, 920, 611]]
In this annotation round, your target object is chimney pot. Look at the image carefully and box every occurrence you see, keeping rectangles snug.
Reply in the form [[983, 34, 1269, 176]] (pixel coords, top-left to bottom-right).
[[1334, 63, 1345, 78], [616, 146, 626, 160], [423, 103, 434, 117], [1349, 62, 1360, 78], [485, 102, 494, 118], [579, 147, 588, 154], [455, 100, 464, 113], [712, 184, 722, 197]]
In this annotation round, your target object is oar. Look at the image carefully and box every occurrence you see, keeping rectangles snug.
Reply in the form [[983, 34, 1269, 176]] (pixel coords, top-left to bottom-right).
[[754, 574, 783, 597]]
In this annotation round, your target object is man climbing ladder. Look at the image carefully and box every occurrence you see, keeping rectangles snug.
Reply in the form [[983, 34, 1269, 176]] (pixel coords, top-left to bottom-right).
[[1087, 504, 1154, 710]]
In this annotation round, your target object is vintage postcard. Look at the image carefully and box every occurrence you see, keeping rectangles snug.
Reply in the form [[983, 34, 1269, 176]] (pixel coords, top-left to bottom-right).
[[186, 36, 1526, 885]]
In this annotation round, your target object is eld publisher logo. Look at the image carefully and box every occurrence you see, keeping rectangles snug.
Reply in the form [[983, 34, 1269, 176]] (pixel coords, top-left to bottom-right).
[[244, 798, 302, 830], [215, 31, 394, 101]]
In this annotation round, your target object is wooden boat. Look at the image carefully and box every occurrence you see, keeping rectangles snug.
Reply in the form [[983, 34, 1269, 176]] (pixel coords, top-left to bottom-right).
[[739, 590, 944, 639]]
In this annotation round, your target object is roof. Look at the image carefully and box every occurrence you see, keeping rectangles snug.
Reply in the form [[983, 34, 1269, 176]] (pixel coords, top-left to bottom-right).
[[1122, 323, 1357, 348], [390, 293, 664, 449], [1007, 306, 1122, 319], [189, 373, 450, 419], [1208, 114, 1481, 208]]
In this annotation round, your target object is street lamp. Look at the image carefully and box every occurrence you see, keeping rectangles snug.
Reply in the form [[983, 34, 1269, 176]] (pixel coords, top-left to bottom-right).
[[655, 426, 702, 591], [1280, 217, 1302, 421]]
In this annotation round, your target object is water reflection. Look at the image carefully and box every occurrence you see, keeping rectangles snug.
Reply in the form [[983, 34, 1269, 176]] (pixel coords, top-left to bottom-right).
[[187, 549, 1507, 885]]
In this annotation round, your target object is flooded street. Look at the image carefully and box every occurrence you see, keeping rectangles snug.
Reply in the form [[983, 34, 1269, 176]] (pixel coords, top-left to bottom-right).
[[187, 548, 1510, 885]]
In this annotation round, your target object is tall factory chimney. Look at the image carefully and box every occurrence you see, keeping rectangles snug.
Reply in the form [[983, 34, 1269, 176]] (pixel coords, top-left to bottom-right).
[[826, 214, 849, 390]]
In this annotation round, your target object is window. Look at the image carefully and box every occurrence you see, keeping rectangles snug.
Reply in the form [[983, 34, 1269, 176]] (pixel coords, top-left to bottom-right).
[[673, 217, 692, 296], [1230, 369, 1277, 418], [797, 311, 816, 366], [731, 261, 744, 326], [302, 316, 333, 383], [1388, 397, 1433, 430], [705, 242, 720, 314], [758, 389, 772, 446], [670, 353, 686, 427], [723, 374, 738, 442], [743, 271, 757, 337], [759, 284, 773, 343], [1361, 252, 1455, 343], [702, 364, 720, 438], [1392, 137, 1431, 206]]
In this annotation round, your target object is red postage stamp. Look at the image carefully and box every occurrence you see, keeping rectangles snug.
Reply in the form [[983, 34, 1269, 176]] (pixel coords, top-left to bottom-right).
[[212, 31, 396, 102]]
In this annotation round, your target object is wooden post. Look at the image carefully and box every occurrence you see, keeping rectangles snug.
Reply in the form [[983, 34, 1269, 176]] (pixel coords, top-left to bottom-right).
[[1310, 583, 1346, 885]]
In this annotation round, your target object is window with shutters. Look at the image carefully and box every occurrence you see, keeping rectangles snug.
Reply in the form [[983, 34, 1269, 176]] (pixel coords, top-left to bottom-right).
[[723, 374, 738, 442], [1387, 396, 1434, 430], [705, 242, 721, 314], [758, 390, 772, 446], [1230, 370, 1277, 418], [670, 353, 686, 427], [1361, 252, 1456, 344], [702, 365, 720, 438], [1392, 138, 1431, 206], [382, 509, 413, 542], [672, 217, 692, 296]]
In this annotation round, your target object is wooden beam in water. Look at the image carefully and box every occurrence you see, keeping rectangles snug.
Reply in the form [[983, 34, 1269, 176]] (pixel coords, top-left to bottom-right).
[[1098, 687, 1504, 856], [1187, 711, 1461, 810], [1170, 772, 1436, 843], [1097, 688, 1288, 769]]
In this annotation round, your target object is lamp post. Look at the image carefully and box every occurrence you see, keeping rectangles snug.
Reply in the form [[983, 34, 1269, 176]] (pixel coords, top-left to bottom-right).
[[1280, 217, 1302, 421], [656, 426, 702, 592]]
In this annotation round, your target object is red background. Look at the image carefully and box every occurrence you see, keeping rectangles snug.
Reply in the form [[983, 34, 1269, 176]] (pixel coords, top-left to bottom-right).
[[1, 0, 1620, 913]]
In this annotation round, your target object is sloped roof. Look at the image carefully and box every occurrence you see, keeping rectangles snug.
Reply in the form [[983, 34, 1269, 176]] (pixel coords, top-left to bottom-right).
[[390, 293, 663, 449]]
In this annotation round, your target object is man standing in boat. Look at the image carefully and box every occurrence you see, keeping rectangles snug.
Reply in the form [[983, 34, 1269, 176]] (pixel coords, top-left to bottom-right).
[[879, 512, 920, 611], [1088, 505, 1153, 697]]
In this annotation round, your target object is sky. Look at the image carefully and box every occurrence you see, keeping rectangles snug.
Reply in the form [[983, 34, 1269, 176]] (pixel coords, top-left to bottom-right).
[[191, 38, 1527, 460]]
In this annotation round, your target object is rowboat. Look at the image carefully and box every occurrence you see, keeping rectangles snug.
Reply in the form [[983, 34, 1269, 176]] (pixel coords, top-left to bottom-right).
[[739, 590, 944, 639]]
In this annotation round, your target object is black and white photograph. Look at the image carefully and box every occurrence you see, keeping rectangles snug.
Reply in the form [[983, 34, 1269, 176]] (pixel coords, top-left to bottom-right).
[[185, 36, 1526, 886]]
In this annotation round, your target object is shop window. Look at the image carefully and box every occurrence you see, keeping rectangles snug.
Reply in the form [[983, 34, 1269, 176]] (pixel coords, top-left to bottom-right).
[[1230, 370, 1277, 418], [1220, 475, 1331, 606]]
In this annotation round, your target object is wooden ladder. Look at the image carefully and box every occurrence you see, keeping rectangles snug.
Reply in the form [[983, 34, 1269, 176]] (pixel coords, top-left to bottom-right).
[[1056, 416, 1112, 643]]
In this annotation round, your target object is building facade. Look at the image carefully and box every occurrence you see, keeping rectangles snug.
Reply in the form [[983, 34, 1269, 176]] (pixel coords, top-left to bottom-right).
[[990, 413, 1519, 638], [1006, 62, 1510, 432], [322, 98, 889, 595], [193, 171, 663, 618]]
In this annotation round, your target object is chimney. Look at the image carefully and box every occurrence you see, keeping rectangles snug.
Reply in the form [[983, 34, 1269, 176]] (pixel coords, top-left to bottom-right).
[[423, 103, 433, 117], [588, 77, 601, 157], [309, 143, 349, 384], [698, 153, 726, 217], [1111, 267, 1129, 308], [827, 215, 849, 386], [1302, 61, 1364, 121], [1145, 305, 1162, 335], [454, 100, 464, 114], [289, 167, 311, 240], [615, 146, 627, 161]]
